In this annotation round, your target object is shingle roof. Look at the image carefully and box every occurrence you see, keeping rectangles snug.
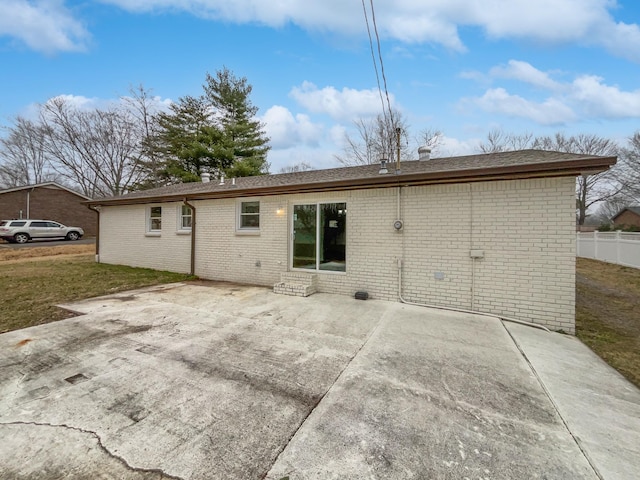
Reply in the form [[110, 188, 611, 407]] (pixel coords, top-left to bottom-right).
[[613, 206, 640, 219], [627, 206, 640, 215], [0, 182, 91, 200], [88, 149, 616, 206]]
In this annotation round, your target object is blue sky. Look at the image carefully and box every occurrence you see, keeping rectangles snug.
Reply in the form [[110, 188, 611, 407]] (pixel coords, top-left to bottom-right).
[[1, 0, 639, 172]]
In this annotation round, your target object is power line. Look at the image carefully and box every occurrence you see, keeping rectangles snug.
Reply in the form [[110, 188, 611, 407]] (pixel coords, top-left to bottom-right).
[[361, 0, 388, 127], [368, 0, 394, 127]]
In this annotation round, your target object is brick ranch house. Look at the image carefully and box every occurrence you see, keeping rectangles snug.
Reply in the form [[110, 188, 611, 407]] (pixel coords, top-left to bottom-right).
[[612, 206, 640, 229], [87, 150, 615, 334], [0, 182, 97, 236]]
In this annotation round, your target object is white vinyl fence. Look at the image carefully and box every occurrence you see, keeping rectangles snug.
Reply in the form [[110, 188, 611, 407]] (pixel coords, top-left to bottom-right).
[[577, 231, 640, 269]]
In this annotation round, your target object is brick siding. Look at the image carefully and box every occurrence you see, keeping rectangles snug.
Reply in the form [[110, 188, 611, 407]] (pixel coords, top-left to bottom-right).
[[0, 186, 97, 236], [99, 203, 191, 273], [98, 176, 576, 332], [614, 210, 640, 228]]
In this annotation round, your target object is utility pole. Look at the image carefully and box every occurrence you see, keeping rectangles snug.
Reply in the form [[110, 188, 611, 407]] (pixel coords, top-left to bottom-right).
[[396, 127, 401, 174]]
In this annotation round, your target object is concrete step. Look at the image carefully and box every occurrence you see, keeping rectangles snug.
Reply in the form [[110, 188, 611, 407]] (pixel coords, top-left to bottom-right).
[[273, 282, 317, 297], [279, 272, 318, 287], [273, 272, 318, 297]]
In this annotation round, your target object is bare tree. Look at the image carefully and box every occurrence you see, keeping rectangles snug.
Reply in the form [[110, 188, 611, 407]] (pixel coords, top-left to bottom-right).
[[335, 109, 411, 166], [122, 85, 166, 189], [416, 128, 445, 157], [478, 129, 534, 153], [38, 98, 103, 197], [535, 133, 620, 225], [0, 117, 56, 187], [617, 131, 640, 203], [597, 194, 631, 222], [87, 108, 147, 195], [39, 97, 146, 197], [279, 161, 313, 173], [477, 130, 620, 225]]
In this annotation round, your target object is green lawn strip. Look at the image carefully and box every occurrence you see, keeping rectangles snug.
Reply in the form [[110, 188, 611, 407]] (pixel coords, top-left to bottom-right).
[[576, 258, 640, 389], [576, 311, 640, 388], [0, 255, 193, 334]]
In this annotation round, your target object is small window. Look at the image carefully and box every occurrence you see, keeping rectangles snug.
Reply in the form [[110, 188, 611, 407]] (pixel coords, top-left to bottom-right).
[[148, 206, 162, 232], [9, 221, 26, 226], [179, 205, 192, 230], [239, 201, 260, 230]]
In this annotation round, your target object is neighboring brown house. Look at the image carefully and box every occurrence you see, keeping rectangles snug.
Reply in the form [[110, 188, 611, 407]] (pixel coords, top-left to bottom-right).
[[612, 206, 640, 229], [0, 182, 97, 236]]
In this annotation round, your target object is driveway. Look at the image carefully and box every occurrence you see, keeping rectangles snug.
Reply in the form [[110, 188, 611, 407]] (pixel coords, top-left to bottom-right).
[[0, 237, 95, 248], [0, 283, 638, 479]]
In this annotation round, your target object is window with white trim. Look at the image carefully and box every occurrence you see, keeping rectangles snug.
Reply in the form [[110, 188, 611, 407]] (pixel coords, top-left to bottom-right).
[[238, 200, 260, 230], [148, 206, 162, 232], [179, 205, 192, 230]]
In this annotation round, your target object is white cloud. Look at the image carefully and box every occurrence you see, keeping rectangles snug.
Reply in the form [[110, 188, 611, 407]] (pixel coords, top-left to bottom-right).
[[459, 70, 487, 83], [436, 135, 479, 158], [261, 105, 324, 149], [97, 0, 640, 62], [489, 60, 563, 91], [46, 94, 105, 109], [267, 145, 341, 173], [5, 1, 639, 61], [329, 124, 347, 146], [289, 81, 389, 122], [570, 75, 640, 118], [0, 0, 88, 53], [469, 88, 577, 125], [464, 60, 640, 123]]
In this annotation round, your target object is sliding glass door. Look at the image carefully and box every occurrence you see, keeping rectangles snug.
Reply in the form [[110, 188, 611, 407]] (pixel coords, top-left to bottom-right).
[[292, 203, 346, 272]]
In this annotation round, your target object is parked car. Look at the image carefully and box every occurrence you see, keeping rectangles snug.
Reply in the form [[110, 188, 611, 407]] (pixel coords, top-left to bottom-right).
[[0, 219, 84, 243]]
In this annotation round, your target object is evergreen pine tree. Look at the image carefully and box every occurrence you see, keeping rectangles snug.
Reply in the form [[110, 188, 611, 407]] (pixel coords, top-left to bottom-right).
[[204, 67, 270, 177], [149, 68, 270, 184], [154, 95, 233, 183]]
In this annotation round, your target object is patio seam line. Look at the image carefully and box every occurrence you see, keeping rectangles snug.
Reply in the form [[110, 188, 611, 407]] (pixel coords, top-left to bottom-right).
[[263, 308, 389, 479], [500, 322, 604, 480], [0, 421, 184, 480]]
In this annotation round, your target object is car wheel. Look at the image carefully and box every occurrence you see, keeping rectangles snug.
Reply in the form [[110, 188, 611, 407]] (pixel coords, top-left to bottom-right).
[[14, 233, 29, 244], [66, 232, 80, 241]]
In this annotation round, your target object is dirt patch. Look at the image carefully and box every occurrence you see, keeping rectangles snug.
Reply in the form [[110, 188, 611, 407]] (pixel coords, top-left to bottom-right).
[[0, 243, 95, 263], [576, 258, 640, 388]]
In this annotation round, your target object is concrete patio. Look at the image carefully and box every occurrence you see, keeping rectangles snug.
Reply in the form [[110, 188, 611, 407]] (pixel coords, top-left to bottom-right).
[[0, 282, 638, 479]]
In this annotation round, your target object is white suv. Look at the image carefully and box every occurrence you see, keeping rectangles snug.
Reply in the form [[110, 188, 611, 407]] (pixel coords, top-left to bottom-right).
[[0, 219, 84, 244]]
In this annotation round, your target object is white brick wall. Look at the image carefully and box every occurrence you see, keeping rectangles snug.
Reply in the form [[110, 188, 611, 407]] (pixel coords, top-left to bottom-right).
[[398, 178, 576, 333], [99, 202, 192, 274], [98, 176, 576, 332]]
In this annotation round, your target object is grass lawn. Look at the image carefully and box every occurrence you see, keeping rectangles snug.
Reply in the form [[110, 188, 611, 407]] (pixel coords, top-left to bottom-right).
[[576, 257, 640, 389], [0, 245, 193, 334]]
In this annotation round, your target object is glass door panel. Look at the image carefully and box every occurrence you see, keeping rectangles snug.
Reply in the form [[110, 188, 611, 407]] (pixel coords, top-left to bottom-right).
[[319, 203, 346, 272], [293, 204, 316, 269]]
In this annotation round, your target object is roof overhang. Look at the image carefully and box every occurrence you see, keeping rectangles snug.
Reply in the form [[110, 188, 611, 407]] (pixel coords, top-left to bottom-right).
[[87, 155, 616, 207]]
